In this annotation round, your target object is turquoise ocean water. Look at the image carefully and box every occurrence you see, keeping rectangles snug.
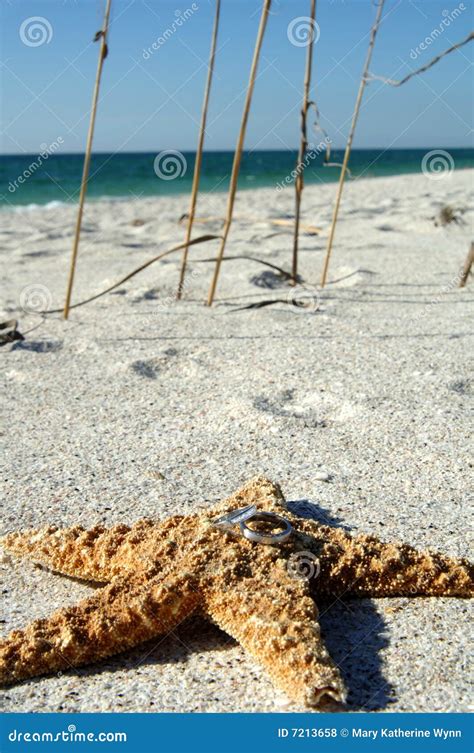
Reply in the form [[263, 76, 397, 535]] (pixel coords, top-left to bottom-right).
[[1, 148, 473, 207]]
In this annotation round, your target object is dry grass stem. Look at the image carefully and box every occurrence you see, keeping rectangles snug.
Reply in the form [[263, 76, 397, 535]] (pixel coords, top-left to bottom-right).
[[206, 0, 273, 306], [48, 235, 220, 313], [367, 31, 474, 87], [320, 0, 386, 288], [459, 242, 474, 288], [177, 0, 221, 300], [292, 0, 317, 284], [63, 0, 113, 319]]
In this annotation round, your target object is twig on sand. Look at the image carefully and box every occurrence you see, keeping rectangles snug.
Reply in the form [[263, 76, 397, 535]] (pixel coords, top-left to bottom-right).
[[207, 0, 273, 306], [229, 297, 317, 312], [63, 0, 113, 319], [195, 254, 294, 280], [292, 0, 317, 285], [177, 0, 221, 300], [320, 0, 386, 288]]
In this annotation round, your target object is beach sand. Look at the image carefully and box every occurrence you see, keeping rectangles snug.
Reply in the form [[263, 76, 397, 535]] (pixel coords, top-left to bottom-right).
[[1, 169, 473, 712]]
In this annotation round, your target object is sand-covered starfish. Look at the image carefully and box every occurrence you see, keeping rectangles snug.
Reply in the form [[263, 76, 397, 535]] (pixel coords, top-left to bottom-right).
[[1, 477, 472, 706]]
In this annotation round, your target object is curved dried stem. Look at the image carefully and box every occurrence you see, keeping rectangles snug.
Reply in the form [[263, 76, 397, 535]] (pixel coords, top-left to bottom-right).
[[45, 235, 220, 313], [367, 31, 474, 87]]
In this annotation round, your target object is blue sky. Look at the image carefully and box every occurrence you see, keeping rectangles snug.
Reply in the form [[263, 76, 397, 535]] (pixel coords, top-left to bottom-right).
[[1, 0, 473, 154]]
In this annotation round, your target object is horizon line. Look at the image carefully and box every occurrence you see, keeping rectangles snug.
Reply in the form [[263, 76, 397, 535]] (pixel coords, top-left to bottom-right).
[[2, 145, 474, 158]]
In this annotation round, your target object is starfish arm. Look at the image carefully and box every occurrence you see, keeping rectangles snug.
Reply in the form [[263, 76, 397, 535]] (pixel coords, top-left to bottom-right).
[[204, 567, 346, 707], [0, 571, 199, 685], [296, 521, 473, 598], [0, 516, 185, 582]]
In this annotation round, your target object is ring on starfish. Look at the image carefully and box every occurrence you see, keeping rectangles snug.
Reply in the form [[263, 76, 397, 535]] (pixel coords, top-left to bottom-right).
[[240, 511, 293, 545], [0, 476, 472, 708]]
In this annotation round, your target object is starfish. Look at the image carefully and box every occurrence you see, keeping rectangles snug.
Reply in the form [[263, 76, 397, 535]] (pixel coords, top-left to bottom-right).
[[1, 477, 472, 706]]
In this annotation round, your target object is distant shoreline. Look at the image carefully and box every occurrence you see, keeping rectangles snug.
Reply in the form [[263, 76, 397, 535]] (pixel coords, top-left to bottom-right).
[[2, 148, 473, 208], [2, 146, 473, 158]]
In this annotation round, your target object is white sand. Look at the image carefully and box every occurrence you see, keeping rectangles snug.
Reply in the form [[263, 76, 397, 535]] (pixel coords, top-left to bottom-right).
[[1, 169, 473, 713]]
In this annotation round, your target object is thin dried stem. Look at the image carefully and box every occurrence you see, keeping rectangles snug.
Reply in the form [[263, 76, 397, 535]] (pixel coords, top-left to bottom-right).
[[292, 0, 317, 285], [177, 0, 221, 300], [367, 31, 474, 87], [195, 254, 294, 280], [206, 0, 272, 306], [46, 236, 220, 314], [459, 242, 474, 288], [63, 0, 113, 319], [320, 0, 385, 288]]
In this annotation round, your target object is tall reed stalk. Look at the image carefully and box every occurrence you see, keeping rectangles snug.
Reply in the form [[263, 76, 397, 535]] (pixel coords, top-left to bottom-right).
[[177, 0, 221, 300], [320, 0, 385, 288], [63, 0, 113, 319], [292, 0, 317, 284], [206, 0, 272, 306]]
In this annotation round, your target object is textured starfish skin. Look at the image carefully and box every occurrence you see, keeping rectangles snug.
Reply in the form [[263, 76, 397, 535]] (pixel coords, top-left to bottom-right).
[[1, 477, 472, 707]]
